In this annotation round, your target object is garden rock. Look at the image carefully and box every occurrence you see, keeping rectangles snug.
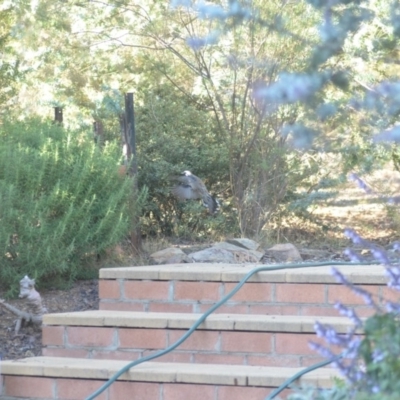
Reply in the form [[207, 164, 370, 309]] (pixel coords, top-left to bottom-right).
[[188, 247, 236, 263], [226, 238, 260, 251], [150, 247, 192, 264], [263, 243, 303, 263], [213, 241, 264, 261]]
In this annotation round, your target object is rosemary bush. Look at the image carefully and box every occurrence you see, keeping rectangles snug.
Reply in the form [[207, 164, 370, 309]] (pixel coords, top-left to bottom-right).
[[0, 119, 143, 296]]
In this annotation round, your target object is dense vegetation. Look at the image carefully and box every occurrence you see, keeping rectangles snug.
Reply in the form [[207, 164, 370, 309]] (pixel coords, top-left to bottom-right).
[[1, 0, 398, 279], [0, 120, 144, 295], [2, 0, 395, 245], [2, 0, 400, 397]]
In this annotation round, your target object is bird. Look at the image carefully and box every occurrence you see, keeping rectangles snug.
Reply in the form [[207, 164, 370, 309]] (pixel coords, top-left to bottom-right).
[[171, 171, 220, 214]]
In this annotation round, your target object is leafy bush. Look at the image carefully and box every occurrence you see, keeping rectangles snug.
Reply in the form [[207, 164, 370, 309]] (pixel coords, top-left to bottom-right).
[[134, 87, 237, 240], [0, 119, 143, 296]]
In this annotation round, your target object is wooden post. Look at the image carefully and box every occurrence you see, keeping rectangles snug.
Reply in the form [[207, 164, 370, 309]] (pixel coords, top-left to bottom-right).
[[54, 107, 63, 124], [124, 93, 142, 253], [93, 120, 104, 145]]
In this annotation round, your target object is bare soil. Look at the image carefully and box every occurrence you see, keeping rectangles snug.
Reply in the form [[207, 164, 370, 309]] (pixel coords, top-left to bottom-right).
[[0, 280, 99, 361]]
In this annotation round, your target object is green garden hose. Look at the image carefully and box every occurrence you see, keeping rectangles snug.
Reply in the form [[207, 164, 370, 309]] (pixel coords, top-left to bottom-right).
[[86, 260, 374, 400]]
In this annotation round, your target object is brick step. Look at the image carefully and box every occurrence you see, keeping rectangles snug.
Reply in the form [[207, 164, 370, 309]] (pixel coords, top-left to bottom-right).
[[0, 356, 339, 400], [99, 263, 392, 316], [42, 310, 355, 367]]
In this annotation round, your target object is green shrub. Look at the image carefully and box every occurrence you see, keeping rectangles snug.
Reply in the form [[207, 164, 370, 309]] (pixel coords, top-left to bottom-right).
[[0, 119, 143, 296], [134, 88, 236, 240]]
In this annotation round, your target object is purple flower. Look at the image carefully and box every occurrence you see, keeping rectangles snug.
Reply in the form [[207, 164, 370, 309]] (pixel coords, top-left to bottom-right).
[[343, 228, 368, 246], [386, 302, 400, 313], [309, 341, 335, 359], [334, 303, 362, 327], [348, 173, 374, 194], [392, 242, 400, 251], [370, 246, 390, 265], [343, 248, 363, 263], [385, 266, 400, 291]]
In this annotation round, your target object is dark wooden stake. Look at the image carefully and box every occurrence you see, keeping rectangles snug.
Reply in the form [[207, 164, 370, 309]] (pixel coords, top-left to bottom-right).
[[124, 93, 142, 254], [93, 120, 104, 145], [54, 107, 63, 124]]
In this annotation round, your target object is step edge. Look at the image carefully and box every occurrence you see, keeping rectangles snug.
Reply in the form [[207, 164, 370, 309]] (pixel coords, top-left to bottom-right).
[[43, 310, 360, 333], [0, 357, 340, 387], [99, 264, 386, 285]]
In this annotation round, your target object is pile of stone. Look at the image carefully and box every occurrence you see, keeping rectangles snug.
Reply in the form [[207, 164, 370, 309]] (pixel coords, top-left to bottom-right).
[[150, 239, 332, 265]]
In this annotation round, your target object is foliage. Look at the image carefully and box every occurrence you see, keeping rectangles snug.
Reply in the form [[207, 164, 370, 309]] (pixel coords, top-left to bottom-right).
[[134, 86, 238, 239], [2, 0, 400, 241], [2, 0, 338, 237], [289, 227, 400, 399], [0, 5, 20, 110], [0, 119, 144, 296]]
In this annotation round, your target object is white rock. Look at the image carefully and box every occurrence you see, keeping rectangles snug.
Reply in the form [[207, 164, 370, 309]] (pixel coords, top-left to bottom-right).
[[150, 248, 191, 264], [189, 248, 236, 263], [264, 243, 303, 262]]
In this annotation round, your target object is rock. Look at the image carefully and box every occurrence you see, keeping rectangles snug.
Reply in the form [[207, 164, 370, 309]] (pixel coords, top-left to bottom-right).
[[189, 243, 262, 264], [150, 248, 192, 264], [226, 238, 261, 251], [263, 243, 303, 263], [213, 242, 264, 261], [299, 248, 332, 260], [189, 248, 236, 263]]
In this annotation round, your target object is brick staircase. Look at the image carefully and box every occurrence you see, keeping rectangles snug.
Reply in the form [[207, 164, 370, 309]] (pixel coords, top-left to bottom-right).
[[0, 263, 391, 400]]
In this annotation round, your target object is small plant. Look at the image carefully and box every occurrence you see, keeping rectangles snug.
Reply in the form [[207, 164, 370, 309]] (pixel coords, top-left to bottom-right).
[[289, 227, 400, 399]]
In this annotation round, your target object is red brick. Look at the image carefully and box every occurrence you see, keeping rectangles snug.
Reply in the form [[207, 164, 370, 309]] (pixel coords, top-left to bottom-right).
[[224, 282, 272, 302], [300, 305, 341, 317], [67, 326, 115, 347], [99, 279, 120, 299], [100, 301, 145, 311], [380, 286, 400, 305], [110, 381, 160, 399], [274, 332, 320, 355], [327, 284, 380, 306], [275, 283, 325, 303], [119, 328, 167, 349], [4, 376, 54, 398], [163, 383, 215, 400], [57, 378, 107, 400], [42, 348, 89, 358], [124, 280, 170, 300], [217, 385, 269, 400], [91, 350, 141, 361], [350, 307, 375, 318], [221, 331, 272, 353], [168, 330, 219, 350], [42, 325, 65, 346], [300, 355, 330, 367], [174, 281, 220, 301]]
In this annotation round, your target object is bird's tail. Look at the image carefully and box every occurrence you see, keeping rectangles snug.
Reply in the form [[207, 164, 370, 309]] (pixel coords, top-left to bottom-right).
[[202, 194, 220, 214]]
